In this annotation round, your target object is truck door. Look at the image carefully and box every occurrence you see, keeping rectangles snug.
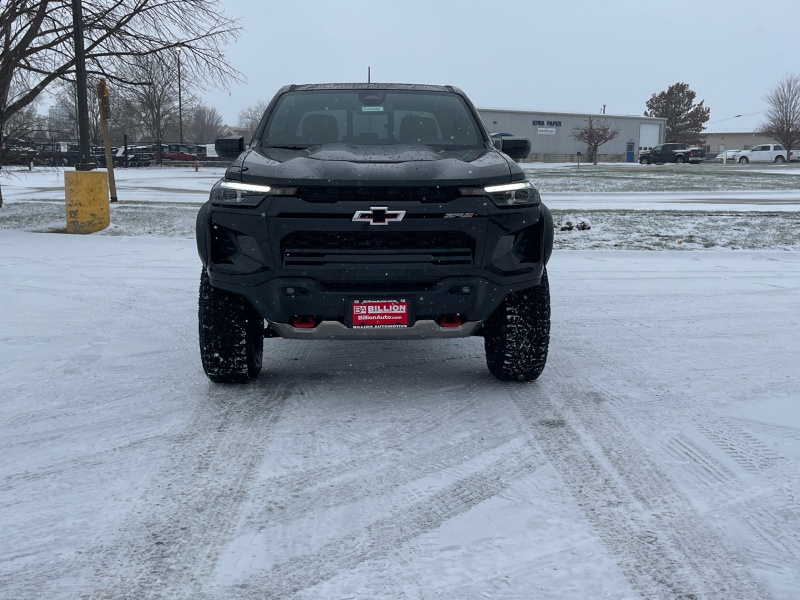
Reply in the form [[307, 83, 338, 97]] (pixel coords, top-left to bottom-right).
[[751, 145, 768, 162]]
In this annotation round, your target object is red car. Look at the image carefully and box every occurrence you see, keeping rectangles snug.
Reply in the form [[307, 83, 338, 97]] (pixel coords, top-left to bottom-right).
[[162, 144, 198, 161]]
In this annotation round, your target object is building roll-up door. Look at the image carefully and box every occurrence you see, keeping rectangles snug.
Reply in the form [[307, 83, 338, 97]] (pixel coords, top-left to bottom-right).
[[639, 123, 661, 152]]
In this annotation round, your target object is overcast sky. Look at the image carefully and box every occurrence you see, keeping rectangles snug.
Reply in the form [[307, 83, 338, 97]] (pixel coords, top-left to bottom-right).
[[203, 0, 800, 132]]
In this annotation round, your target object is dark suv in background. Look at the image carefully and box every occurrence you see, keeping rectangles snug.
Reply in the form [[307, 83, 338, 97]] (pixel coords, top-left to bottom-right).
[[196, 83, 553, 383]]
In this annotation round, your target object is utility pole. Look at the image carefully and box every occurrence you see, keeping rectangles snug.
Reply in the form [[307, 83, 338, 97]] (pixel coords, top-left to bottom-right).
[[177, 47, 183, 144], [71, 0, 94, 170]]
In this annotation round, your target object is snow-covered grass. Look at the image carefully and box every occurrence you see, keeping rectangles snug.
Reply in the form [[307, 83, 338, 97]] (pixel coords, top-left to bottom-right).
[[524, 161, 800, 193], [3, 164, 800, 250], [555, 210, 800, 251]]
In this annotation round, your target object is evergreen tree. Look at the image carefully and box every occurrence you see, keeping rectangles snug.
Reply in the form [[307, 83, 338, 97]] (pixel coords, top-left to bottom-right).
[[645, 83, 710, 145]]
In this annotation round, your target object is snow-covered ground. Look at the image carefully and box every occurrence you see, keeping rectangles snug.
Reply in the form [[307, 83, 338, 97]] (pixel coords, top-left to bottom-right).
[[2, 165, 800, 598]]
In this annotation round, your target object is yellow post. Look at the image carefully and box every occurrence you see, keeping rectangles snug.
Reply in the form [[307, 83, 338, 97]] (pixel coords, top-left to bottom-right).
[[97, 79, 118, 202], [65, 171, 110, 233]]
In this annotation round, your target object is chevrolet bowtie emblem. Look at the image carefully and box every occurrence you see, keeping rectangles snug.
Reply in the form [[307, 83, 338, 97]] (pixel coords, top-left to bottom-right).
[[352, 206, 406, 225]]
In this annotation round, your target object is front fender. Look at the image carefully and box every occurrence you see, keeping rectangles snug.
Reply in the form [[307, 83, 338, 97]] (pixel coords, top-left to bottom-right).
[[195, 201, 211, 267], [540, 203, 554, 265]]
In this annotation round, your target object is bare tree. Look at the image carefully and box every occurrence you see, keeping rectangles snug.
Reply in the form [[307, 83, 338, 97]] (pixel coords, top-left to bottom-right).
[[644, 82, 710, 145], [50, 79, 104, 146], [1, 83, 44, 205], [758, 74, 800, 162], [189, 105, 225, 143], [0, 0, 241, 206], [116, 54, 180, 161], [0, 0, 241, 122], [571, 117, 620, 164], [237, 100, 268, 130], [1, 96, 44, 162]]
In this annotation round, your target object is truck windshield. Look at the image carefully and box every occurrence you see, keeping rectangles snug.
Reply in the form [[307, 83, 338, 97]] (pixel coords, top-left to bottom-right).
[[261, 90, 483, 149]]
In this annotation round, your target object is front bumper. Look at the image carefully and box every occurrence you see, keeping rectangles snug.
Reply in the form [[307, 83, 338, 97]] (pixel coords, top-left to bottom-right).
[[197, 194, 552, 338]]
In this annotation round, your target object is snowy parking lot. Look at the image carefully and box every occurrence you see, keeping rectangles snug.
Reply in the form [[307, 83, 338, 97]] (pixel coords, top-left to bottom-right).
[[2, 164, 800, 598]]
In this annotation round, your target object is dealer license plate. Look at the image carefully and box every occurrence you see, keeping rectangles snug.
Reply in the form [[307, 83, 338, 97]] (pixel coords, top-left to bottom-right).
[[351, 300, 409, 328]]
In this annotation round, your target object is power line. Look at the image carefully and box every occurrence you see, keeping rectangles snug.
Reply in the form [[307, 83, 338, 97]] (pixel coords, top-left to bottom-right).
[[707, 111, 763, 125]]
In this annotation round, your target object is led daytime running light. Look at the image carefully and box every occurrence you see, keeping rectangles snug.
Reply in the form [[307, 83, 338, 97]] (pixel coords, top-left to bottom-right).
[[220, 181, 273, 193], [484, 182, 530, 193]]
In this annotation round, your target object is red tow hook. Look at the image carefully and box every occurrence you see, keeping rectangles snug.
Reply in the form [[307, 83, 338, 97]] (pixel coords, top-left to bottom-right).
[[292, 315, 317, 329], [439, 314, 463, 328]]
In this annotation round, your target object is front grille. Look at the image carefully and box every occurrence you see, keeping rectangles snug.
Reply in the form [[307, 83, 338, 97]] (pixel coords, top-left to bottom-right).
[[295, 185, 461, 203], [282, 231, 474, 267]]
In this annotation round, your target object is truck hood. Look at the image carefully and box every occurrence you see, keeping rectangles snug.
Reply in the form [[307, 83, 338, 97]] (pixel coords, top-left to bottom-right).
[[227, 145, 518, 187]]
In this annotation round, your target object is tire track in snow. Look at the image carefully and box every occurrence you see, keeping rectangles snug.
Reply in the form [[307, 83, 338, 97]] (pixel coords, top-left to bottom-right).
[[241, 405, 519, 531], [688, 415, 800, 592], [83, 373, 296, 599], [664, 435, 736, 487], [551, 327, 800, 597], [507, 382, 772, 600], [241, 353, 494, 529], [230, 448, 540, 599], [725, 417, 800, 442]]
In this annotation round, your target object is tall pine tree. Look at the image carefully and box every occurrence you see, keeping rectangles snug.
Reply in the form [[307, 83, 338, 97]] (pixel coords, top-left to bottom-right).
[[645, 83, 710, 145]]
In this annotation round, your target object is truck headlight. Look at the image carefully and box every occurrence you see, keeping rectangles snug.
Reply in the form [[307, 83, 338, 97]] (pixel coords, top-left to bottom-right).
[[211, 180, 298, 207], [459, 180, 541, 208], [483, 181, 540, 208]]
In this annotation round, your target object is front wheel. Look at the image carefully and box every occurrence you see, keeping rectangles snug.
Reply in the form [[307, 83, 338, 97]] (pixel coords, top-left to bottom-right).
[[484, 270, 551, 382], [739, 156, 749, 164], [639, 157, 650, 165], [198, 269, 263, 383], [775, 155, 786, 164]]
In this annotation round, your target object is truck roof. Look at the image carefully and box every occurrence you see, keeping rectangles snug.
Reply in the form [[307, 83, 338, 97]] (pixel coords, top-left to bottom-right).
[[277, 83, 463, 94]]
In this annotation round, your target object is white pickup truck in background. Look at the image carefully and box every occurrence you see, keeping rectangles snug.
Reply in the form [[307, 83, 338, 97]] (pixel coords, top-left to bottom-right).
[[737, 143, 796, 163]]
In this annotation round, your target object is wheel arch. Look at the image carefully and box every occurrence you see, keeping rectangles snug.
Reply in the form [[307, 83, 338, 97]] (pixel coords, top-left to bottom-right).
[[196, 200, 212, 267]]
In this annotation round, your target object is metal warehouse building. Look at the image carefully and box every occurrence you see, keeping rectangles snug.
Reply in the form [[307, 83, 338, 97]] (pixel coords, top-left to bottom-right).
[[477, 108, 667, 163]]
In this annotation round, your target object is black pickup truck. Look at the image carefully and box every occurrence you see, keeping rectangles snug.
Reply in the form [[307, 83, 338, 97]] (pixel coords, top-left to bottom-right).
[[196, 83, 554, 384], [639, 143, 705, 164]]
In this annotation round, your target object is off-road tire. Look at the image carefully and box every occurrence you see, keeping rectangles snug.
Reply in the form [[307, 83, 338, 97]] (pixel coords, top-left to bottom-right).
[[198, 269, 263, 383], [484, 269, 551, 382]]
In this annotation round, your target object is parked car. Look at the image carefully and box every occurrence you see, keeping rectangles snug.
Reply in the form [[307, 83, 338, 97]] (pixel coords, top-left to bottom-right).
[[162, 144, 198, 161], [639, 143, 705, 164], [737, 144, 793, 164], [0, 146, 39, 166], [113, 146, 154, 167], [714, 149, 741, 162]]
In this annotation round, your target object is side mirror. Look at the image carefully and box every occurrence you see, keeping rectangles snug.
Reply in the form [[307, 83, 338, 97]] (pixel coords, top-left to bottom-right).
[[215, 137, 245, 160], [497, 136, 531, 161], [491, 135, 503, 151]]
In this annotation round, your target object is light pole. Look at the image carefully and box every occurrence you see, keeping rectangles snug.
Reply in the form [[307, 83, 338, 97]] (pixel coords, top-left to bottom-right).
[[176, 46, 183, 144]]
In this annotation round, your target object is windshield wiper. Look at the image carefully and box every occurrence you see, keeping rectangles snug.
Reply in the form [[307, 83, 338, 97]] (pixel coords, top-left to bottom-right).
[[265, 145, 309, 150]]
